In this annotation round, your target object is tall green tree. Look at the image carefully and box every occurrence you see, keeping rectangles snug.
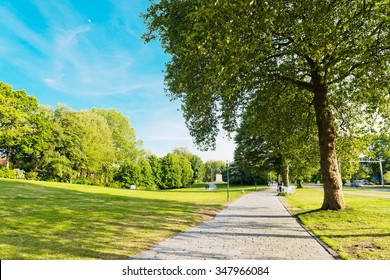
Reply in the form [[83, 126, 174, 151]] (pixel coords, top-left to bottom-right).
[[172, 147, 205, 183], [0, 82, 40, 168], [144, 0, 390, 209], [92, 108, 143, 165], [189, 155, 205, 183], [12, 106, 55, 173], [76, 110, 116, 180], [147, 154, 162, 187], [39, 105, 80, 182], [160, 153, 182, 188], [235, 82, 320, 187], [178, 155, 193, 187], [115, 162, 141, 188], [138, 157, 156, 190]]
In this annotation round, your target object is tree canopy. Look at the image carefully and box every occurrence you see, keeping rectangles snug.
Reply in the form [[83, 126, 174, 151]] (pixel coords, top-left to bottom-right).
[[144, 0, 390, 209], [0, 82, 40, 168], [0, 82, 221, 190]]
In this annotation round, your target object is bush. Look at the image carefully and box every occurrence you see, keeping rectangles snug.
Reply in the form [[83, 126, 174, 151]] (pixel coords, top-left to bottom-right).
[[384, 172, 390, 183], [73, 177, 101, 186], [107, 181, 122, 189], [0, 168, 17, 179], [25, 171, 39, 180]]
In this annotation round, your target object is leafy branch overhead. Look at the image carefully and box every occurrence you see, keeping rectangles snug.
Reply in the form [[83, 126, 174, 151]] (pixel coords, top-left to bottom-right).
[[144, 0, 389, 210]]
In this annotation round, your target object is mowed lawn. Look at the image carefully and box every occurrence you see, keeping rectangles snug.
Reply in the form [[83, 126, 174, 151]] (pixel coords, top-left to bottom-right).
[[0, 178, 264, 260], [282, 188, 390, 260]]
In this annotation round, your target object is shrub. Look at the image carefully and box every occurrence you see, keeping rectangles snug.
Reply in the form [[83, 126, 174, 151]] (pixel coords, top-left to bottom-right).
[[107, 181, 122, 189], [25, 171, 39, 180], [384, 172, 390, 183], [0, 168, 17, 179]]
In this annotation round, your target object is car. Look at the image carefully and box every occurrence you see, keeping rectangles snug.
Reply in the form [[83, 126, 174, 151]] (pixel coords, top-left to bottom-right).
[[351, 180, 364, 188]]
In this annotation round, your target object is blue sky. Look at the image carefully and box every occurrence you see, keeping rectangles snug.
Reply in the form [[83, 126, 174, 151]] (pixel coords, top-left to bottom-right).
[[0, 0, 235, 161]]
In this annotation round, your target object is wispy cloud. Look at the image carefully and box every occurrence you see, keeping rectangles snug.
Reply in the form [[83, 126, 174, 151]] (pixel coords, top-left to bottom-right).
[[0, 0, 163, 97], [0, 0, 235, 161]]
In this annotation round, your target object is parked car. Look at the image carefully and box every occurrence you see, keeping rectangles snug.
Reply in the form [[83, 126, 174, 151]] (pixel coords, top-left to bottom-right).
[[351, 180, 364, 188]]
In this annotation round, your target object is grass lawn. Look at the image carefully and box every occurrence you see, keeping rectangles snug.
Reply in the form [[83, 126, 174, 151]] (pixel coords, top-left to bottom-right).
[[0, 178, 265, 260], [343, 188, 390, 195], [282, 188, 390, 260]]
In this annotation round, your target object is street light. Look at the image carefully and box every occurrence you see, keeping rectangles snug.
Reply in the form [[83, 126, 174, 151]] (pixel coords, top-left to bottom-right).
[[379, 158, 384, 187], [226, 160, 230, 202]]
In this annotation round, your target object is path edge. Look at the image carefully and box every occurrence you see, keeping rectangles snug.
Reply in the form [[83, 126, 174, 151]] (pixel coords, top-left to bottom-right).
[[278, 196, 341, 260]]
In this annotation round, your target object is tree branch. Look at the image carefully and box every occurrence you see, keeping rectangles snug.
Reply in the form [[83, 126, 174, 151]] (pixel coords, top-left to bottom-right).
[[270, 74, 314, 92]]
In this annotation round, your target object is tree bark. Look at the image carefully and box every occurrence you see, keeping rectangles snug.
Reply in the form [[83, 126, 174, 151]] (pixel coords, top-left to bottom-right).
[[313, 85, 346, 210], [282, 164, 290, 187], [6, 149, 11, 169]]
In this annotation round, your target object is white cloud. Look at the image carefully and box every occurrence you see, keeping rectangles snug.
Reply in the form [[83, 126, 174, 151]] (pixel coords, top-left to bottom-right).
[[54, 25, 91, 53], [43, 78, 57, 87]]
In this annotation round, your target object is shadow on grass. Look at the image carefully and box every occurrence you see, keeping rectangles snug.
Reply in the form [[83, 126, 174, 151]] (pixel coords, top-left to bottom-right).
[[294, 209, 323, 216], [0, 181, 222, 260]]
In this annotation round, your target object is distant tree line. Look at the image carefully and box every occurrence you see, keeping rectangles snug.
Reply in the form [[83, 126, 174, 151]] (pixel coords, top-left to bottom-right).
[[1, 82, 247, 189]]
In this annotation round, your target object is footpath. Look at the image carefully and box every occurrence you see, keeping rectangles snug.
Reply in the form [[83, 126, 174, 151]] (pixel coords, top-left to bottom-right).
[[132, 188, 336, 260]]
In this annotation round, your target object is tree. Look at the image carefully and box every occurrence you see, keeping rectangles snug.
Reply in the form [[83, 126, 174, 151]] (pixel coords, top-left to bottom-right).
[[160, 153, 182, 188], [172, 147, 205, 183], [0, 82, 40, 168], [189, 155, 205, 183], [172, 147, 192, 158], [138, 157, 156, 190], [37, 106, 116, 184], [234, 125, 278, 185], [92, 108, 143, 165], [178, 154, 193, 187], [76, 110, 116, 181], [235, 81, 320, 187], [115, 162, 141, 188], [366, 132, 390, 182], [147, 154, 162, 188], [384, 172, 390, 183], [9, 105, 55, 173], [204, 160, 226, 182], [39, 105, 80, 182], [144, 0, 390, 210]]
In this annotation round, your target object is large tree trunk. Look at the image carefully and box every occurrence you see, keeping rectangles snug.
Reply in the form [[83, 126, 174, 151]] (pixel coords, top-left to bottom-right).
[[313, 85, 346, 210]]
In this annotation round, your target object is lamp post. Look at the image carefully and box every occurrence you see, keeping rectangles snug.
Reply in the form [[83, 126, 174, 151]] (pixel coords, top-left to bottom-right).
[[379, 158, 384, 187], [226, 160, 230, 202]]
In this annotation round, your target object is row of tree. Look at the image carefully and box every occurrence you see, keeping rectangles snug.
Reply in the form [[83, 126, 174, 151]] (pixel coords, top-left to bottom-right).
[[1, 82, 143, 185], [144, 0, 390, 209], [0, 82, 232, 189], [232, 83, 390, 187]]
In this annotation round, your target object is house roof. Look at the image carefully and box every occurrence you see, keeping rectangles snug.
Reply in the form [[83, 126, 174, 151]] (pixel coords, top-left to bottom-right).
[[0, 158, 7, 166]]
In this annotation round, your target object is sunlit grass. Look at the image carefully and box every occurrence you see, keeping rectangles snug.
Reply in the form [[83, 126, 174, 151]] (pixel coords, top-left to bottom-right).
[[282, 188, 390, 260], [0, 178, 266, 259]]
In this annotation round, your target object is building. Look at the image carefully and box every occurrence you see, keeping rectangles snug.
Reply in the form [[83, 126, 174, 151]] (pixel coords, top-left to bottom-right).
[[0, 158, 7, 167]]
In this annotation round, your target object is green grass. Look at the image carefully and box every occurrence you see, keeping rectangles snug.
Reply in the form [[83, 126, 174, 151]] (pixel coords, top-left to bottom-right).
[[343, 188, 390, 195], [0, 178, 265, 260], [282, 188, 390, 260]]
